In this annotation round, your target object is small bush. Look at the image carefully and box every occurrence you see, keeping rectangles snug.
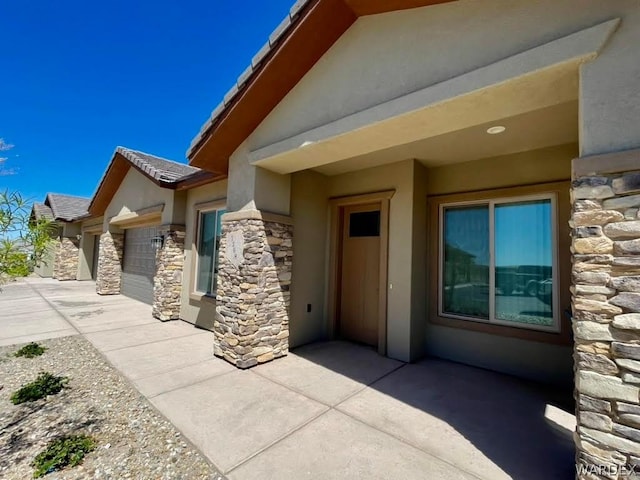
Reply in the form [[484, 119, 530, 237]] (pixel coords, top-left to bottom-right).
[[32, 434, 96, 478], [10, 372, 68, 404], [14, 342, 47, 358]]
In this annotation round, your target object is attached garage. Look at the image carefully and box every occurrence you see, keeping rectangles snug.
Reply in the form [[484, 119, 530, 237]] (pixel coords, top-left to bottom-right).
[[122, 226, 158, 305]]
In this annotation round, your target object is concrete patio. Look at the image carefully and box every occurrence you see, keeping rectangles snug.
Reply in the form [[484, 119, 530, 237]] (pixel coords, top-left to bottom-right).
[[0, 277, 576, 479]]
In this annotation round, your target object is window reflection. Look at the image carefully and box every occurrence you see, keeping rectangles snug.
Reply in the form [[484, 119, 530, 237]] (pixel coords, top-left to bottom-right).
[[495, 200, 553, 327], [441, 197, 555, 330], [443, 205, 489, 319]]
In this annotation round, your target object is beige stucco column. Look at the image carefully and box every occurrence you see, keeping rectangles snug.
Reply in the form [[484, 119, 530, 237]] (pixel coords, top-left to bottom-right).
[[153, 225, 186, 321], [96, 230, 124, 295], [571, 149, 640, 477]]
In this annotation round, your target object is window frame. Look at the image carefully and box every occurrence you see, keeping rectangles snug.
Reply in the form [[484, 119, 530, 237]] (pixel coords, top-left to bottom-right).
[[438, 193, 560, 333], [427, 181, 571, 345], [191, 200, 226, 300]]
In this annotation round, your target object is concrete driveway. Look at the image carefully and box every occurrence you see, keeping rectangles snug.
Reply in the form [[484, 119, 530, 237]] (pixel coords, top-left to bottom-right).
[[0, 277, 576, 479]]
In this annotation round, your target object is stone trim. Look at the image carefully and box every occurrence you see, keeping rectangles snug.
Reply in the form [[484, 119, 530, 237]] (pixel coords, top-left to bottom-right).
[[574, 148, 640, 178], [572, 164, 640, 478], [53, 237, 80, 281], [96, 231, 124, 295], [152, 227, 185, 321], [221, 209, 293, 226], [214, 213, 293, 368]]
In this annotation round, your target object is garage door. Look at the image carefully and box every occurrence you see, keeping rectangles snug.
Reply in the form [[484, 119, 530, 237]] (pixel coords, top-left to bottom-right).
[[122, 226, 157, 305]]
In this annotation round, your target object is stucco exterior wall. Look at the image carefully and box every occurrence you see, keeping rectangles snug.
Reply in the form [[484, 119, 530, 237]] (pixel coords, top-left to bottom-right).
[[248, 0, 638, 157], [103, 168, 175, 230], [33, 243, 55, 278], [179, 180, 228, 327], [77, 217, 103, 281], [289, 171, 329, 348]]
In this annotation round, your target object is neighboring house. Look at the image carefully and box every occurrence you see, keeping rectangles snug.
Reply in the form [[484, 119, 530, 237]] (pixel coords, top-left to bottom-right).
[[181, 0, 640, 474], [79, 146, 223, 324], [31, 193, 90, 279]]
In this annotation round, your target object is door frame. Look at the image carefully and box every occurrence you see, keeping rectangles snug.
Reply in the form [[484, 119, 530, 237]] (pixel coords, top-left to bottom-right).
[[328, 190, 394, 355]]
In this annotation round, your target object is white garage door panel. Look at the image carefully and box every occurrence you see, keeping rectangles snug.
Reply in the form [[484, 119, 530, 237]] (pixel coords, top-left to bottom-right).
[[122, 226, 157, 305]]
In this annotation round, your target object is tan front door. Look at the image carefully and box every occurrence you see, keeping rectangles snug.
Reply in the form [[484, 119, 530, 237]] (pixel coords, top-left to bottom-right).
[[339, 203, 381, 347]]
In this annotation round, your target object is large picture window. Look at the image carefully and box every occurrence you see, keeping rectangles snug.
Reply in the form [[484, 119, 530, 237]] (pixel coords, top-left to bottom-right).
[[439, 195, 558, 332], [196, 208, 226, 296]]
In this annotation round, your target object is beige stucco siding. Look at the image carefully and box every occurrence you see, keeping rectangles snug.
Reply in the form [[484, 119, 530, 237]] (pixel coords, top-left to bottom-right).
[[103, 168, 175, 230], [289, 171, 329, 348], [247, 0, 638, 157], [179, 180, 227, 327], [76, 216, 104, 281]]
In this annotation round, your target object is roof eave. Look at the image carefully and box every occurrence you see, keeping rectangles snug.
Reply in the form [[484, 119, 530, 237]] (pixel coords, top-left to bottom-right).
[[187, 0, 456, 171]]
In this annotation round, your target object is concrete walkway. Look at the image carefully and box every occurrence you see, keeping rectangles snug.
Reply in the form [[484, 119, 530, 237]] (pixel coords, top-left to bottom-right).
[[0, 277, 576, 479]]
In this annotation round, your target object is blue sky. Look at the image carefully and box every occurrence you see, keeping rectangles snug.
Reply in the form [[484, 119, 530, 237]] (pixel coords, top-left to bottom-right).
[[0, 0, 293, 204]]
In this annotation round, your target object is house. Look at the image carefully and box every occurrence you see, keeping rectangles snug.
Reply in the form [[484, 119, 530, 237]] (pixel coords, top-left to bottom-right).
[[31, 193, 90, 279], [40, 0, 640, 472], [180, 0, 640, 474], [76, 147, 225, 325]]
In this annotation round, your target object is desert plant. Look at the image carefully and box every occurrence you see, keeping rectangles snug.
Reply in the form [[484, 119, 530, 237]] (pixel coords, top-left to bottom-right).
[[0, 189, 56, 285], [14, 342, 47, 358], [32, 434, 96, 478], [10, 372, 68, 404]]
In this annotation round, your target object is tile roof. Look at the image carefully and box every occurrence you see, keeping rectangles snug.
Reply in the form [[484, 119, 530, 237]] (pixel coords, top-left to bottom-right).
[[116, 147, 200, 183], [45, 193, 91, 222], [32, 203, 54, 221], [187, 0, 311, 157]]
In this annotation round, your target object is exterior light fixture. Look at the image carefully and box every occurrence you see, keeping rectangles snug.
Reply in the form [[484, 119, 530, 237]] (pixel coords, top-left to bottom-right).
[[150, 235, 164, 251], [486, 126, 506, 135]]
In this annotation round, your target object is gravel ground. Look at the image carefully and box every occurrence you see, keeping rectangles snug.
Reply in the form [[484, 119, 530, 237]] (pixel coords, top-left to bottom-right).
[[0, 335, 225, 480]]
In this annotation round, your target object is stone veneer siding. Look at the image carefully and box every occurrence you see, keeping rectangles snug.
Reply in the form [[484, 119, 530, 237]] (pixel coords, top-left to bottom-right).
[[214, 211, 293, 369], [96, 231, 124, 295], [53, 237, 80, 281], [572, 159, 640, 478], [153, 226, 185, 321]]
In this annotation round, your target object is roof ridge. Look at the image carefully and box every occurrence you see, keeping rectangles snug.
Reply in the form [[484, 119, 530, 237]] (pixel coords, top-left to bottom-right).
[[117, 146, 197, 169]]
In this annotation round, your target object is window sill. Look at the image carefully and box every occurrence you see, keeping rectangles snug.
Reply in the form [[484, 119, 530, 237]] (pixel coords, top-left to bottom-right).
[[429, 314, 571, 346], [189, 292, 217, 304]]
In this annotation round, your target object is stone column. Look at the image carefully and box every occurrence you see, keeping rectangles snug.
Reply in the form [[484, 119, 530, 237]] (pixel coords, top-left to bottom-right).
[[53, 237, 80, 281], [153, 226, 185, 321], [572, 150, 640, 478], [214, 210, 293, 369], [96, 231, 124, 295]]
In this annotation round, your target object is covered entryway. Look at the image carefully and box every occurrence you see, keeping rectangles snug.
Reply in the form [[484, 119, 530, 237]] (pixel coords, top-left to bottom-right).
[[122, 226, 157, 305], [329, 192, 392, 355]]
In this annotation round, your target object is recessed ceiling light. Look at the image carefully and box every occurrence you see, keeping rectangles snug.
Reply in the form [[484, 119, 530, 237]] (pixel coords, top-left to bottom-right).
[[487, 126, 506, 135]]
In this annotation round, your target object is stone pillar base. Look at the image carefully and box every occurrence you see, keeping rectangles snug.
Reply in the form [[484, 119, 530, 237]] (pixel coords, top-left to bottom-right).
[[572, 150, 640, 478], [214, 210, 292, 369], [53, 237, 80, 281], [153, 226, 185, 321], [96, 231, 124, 295]]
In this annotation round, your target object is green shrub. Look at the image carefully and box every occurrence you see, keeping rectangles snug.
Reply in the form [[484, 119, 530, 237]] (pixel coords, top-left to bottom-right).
[[10, 372, 68, 404], [14, 342, 47, 358], [32, 434, 96, 478]]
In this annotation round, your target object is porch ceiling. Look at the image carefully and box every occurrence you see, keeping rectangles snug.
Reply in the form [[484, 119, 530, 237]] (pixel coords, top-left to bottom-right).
[[314, 100, 578, 175], [250, 61, 580, 175]]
